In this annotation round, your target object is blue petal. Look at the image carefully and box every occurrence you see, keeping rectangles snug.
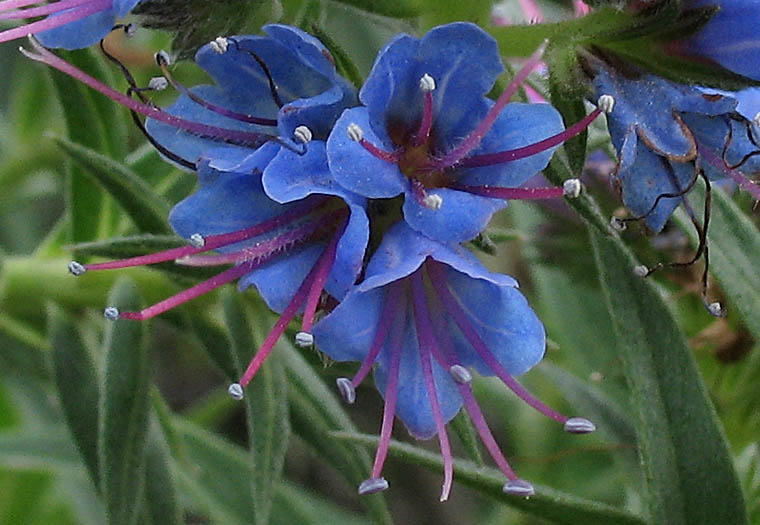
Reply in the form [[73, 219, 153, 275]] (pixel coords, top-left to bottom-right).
[[459, 102, 565, 187], [616, 143, 695, 232], [36, 10, 116, 50], [440, 265, 545, 377], [114, 0, 142, 16], [734, 87, 760, 119], [263, 143, 369, 300], [264, 24, 339, 82], [361, 222, 518, 291], [327, 107, 406, 198], [359, 23, 502, 153], [402, 187, 505, 243], [239, 244, 323, 313], [685, 1, 760, 81]]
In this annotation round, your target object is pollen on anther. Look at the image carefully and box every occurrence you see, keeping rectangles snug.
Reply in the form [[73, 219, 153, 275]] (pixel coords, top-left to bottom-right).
[[598, 95, 615, 114], [564, 417, 596, 434], [103, 307, 120, 321], [707, 301, 725, 318], [294, 125, 313, 144], [503, 479, 535, 497], [294, 331, 314, 347], [154, 50, 171, 67], [449, 364, 472, 384], [148, 77, 168, 91], [633, 265, 649, 278], [419, 73, 436, 93], [336, 377, 356, 404], [228, 383, 244, 400], [68, 261, 86, 276], [210, 36, 229, 55], [562, 178, 582, 198], [610, 216, 627, 232], [189, 233, 206, 248], [347, 123, 364, 142], [422, 193, 443, 210], [358, 477, 389, 495], [124, 24, 137, 38], [754, 112, 760, 128]]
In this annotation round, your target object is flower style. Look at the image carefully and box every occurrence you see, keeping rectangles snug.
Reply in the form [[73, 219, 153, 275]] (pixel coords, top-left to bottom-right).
[[676, 0, 760, 82], [70, 143, 369, 396], [313, 222, 595, 500], [326, 22, 607, 243], [0, 0, 143, 49], [593, 65, 760, 232]]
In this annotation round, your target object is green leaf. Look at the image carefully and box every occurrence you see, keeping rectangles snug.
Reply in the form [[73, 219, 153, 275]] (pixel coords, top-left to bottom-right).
[[281, 345, 392, 525], [333, 432, 645, 525], [222, 290, 290, 525], [143, 417, 181, 525], [0, 426, 81, 472], [51, 136, 172, 235], [673, 182, 760, 341], [99, 279, 151, 525], [418, 0, 493, 28], [449, 411, 484, 466], [273, 482, 367, 525], [47, 304, 101, 486], [547, 50, 588, 177], [589, 227, 747, 525], [328, 0, 419, 18]]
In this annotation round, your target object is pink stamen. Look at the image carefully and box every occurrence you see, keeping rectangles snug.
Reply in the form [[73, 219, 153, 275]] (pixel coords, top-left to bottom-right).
[[300, 220, 348, 333], [454, 185, 564, 200], [517, 0, 543, 23], [422, 43, 547, 171], [411, 90, 434, 147], [178, 208, 346, 268], [19, 39, 286, 150], [427, 261, 568, 424], [700, 143, 760, 201], [410, 179, 429, 207], [0, 0, 49, 10], [237, 226, 345, 388], [359, 138, 402, 163], [573, 0, 591, 16], [119, 260, 260, 321], [410, 271, 453, 502], [350, 280, 404, 389], [369, 302, 407, 479], [80, 198, 327, 271], [460, 107, 603, 168], [0, 0, 109, 44], [0, 0, 94, 20]]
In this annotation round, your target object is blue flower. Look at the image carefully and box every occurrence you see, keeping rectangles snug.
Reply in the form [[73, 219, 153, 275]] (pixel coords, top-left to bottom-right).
[[146, 25, 357, 170], [594, 66, 760, 231], [326, 22, 594, 243], [0, 0, 143, 49], [70, 142, 369, 396], [678, 0, 760, 81], [313, 222, 594, 499]]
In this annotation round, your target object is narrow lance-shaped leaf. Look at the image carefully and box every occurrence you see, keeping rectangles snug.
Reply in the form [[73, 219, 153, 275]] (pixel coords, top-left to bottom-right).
[[222, 289, 289, 525], [47, 303, 101, 486], [589, 227, 747, 525], [332, 432, 646, 525], [52, 136, 172, 235], [99, 278, 151, 525], [143, 416, 181, 525]]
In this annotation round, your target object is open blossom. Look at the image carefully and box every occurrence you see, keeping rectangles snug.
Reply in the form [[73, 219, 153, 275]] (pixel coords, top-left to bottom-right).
[[326, 22, 606, 243], [0, 0, 143, 49], [70, 143, 368, 396], [676, 0, 760, 81], [313, 222, 595, 499], [146, 25, 357, 171], [593, 64, 760, 232]]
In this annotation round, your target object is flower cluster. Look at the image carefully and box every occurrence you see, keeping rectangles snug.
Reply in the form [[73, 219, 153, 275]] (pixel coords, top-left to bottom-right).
[[8, 0, 730, 503]]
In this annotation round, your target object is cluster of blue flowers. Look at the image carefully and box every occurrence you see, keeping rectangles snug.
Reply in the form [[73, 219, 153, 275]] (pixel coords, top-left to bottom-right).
[[7, 0, 760, 501]]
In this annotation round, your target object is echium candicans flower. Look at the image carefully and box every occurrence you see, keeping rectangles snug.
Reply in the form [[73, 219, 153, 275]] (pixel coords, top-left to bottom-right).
[[593, 63, 760, 234], [313, 223, 596, 500], [69, 142, 369, 397], [20, 24, 356, 171], [327, 22, 611, 243], [673, 1, 760, 82], [0, 0, 143, 49]]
